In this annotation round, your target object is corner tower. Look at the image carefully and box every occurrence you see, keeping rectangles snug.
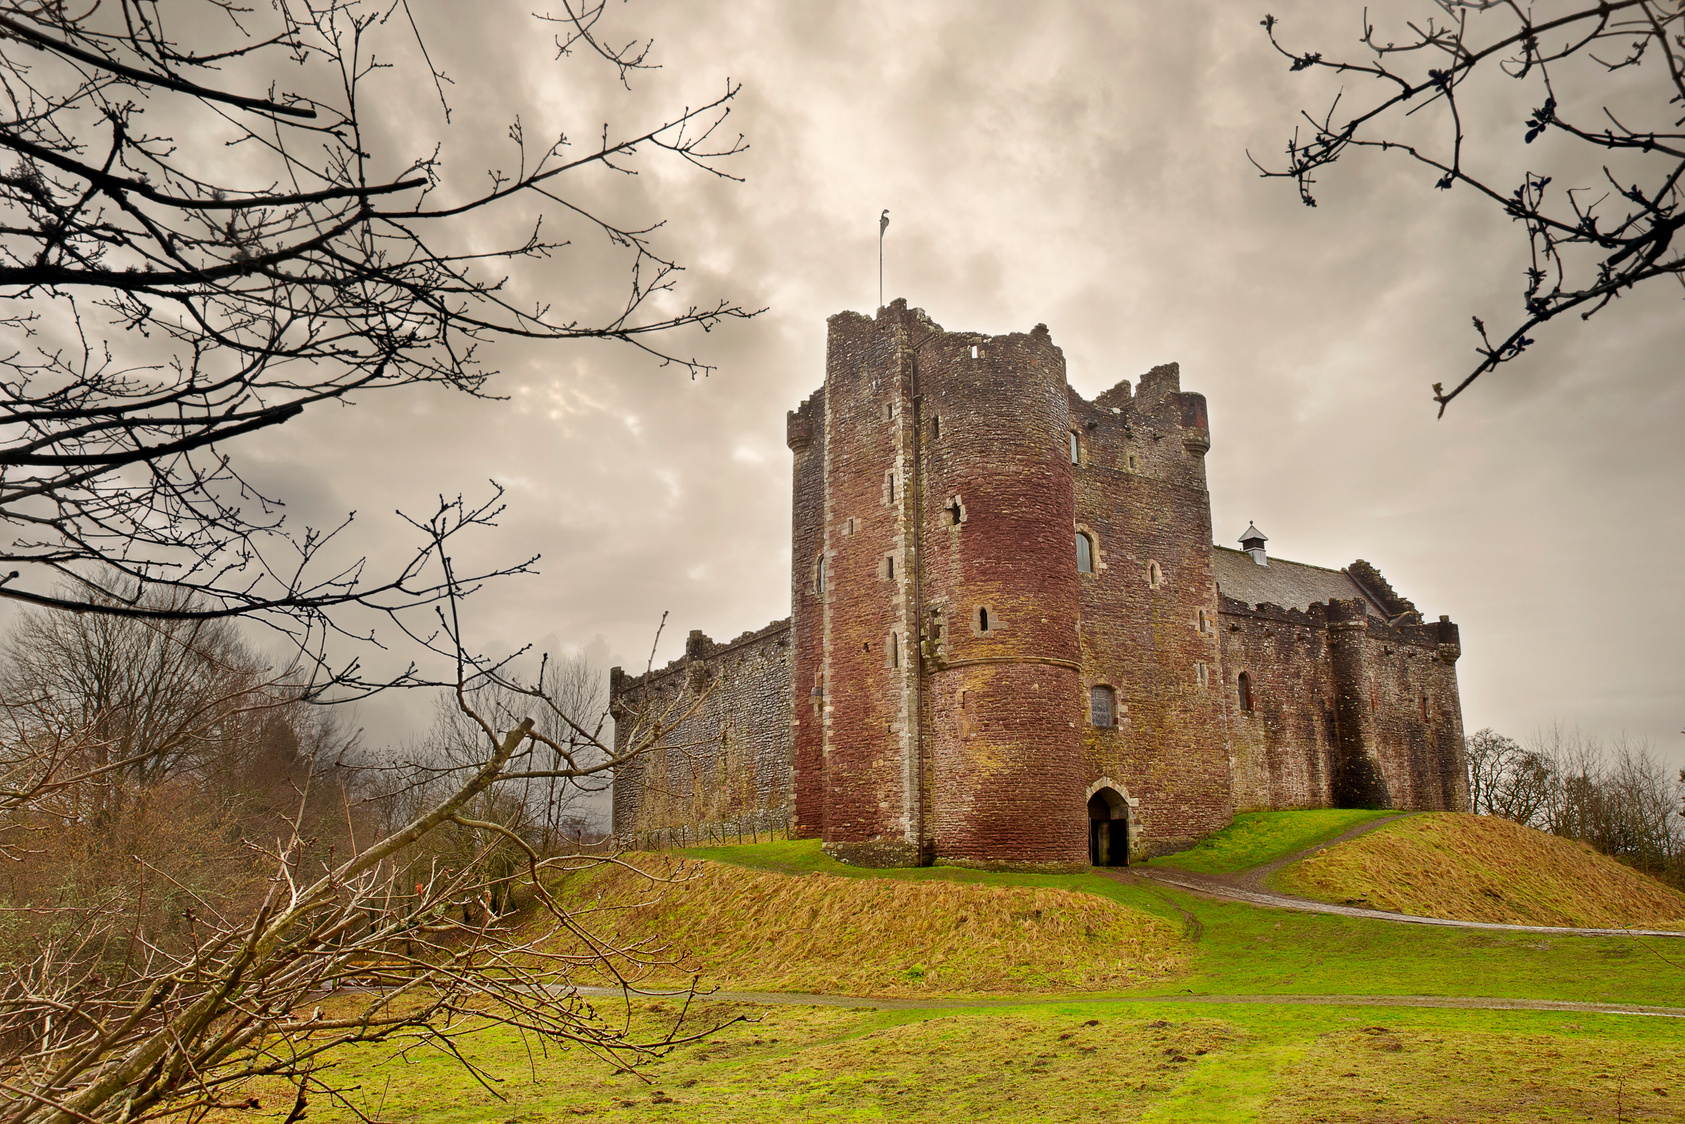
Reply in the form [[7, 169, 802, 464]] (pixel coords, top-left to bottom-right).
[[788, 300, 1087, 870]]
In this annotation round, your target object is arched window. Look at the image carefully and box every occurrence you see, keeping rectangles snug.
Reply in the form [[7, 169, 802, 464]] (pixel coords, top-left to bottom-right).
[[1237, 671, 1253, 713], [977, 606, 991, 632], [1076, 531, 1095, 573], [1146, 560, 1163, 589], [1090, 685, 1115, 728]]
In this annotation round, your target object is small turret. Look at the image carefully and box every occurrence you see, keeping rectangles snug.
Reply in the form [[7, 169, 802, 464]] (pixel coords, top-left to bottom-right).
[[1240, 522, 1268, 566]]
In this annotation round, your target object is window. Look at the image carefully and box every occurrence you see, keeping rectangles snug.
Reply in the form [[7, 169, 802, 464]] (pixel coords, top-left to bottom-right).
[[815, 555, 825, 594], [1126, 452, 1138, 473], [889, 632, 900, 668], [949, 499, 964, 525], [978, 606, 990, 632], [885, 471, 896, 502], [1076, 531, 1094, 573], [931, 415, 941, 439], [1238, 671, 1253, 713], [1420, 695, 1430, 723], [1146, 560, 1163, 589], [970, 344, 980, 359], [1195, 661, 1209, 688], [881, 553, 896, 580], [1069, 431, 1080, 465], [1197, 607, 1211, 636], [1090, 685, 1115, 728]]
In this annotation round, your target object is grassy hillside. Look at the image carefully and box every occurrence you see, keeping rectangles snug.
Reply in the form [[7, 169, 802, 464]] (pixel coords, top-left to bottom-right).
[[1274, 813, 1685, 929], [1149, 809, 1399, 874], [544, 853, 1184, 996]]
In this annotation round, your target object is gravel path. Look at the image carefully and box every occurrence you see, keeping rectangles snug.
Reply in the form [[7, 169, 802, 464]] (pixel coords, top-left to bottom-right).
[[564, 984, 1685, 1018]]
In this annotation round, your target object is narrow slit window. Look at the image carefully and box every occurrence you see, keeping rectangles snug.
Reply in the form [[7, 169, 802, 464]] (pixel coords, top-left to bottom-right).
[[932, 415, 941, 439], [1238, 671, 1253, 713], [1090, 685, 1115, 728], [884, 554, 895, 579], [885, 471, 896, 501], [970, 344, 980, 359], [815, 556, 825, 594], [1070, 431, 1080, 465], [978, 606, 990, 632], [889, 632, 899, 668], [949, 500, 963, 525]]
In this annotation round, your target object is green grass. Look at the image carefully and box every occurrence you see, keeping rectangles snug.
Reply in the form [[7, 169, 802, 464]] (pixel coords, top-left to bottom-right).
[[208, 834, 1685, 1122], [674, 838, 1685, 1008], [232, 998, 1685, 1123], [1147, 809, 1402, 874]]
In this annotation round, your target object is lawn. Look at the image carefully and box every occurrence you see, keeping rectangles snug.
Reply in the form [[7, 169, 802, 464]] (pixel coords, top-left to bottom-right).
[[235, 998, 1683, 1123]]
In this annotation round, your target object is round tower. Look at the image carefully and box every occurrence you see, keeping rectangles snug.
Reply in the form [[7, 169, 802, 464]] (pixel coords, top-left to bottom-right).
[[915, 317, 1086, 870]]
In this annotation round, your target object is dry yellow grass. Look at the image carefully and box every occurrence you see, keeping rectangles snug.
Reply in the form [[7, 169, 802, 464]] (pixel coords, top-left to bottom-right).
[[543, 854, 1184, 996], [1276, 813, 1685, 929]]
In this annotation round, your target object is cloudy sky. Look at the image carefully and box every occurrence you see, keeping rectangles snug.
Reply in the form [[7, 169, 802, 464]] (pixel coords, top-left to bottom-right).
[[225, 1, 1682, 767]]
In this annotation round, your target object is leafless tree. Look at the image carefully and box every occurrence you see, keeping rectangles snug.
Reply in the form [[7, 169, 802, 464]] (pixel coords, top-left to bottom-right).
[[1465, 726, 1554, 823], [0, 2, 752, 1117], [1256, 1, 1684, 412], [0, 588, 720, 1123], [0, 0, 753, 664]]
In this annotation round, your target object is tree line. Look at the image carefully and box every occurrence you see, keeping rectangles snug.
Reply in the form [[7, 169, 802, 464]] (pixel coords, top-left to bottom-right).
[[1465, 724, 1685, 881]]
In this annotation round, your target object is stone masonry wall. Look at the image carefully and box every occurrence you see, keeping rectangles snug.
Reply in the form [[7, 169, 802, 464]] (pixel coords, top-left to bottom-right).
[[1070, 367, 1235, 857], [609, 620, 793, 837], [787, 390, 826, 837], [911, 310, 1086, 869], [1218, 599, 1469, 812]]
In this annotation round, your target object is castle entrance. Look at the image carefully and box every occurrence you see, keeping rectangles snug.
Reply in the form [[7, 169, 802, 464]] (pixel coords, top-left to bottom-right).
[[1087, 789, 1128, 866]]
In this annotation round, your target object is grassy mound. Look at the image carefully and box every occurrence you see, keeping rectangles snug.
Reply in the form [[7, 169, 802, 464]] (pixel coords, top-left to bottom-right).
[[1150, 809, 1400, 874], [545, 853, 1184, 997], [1275, 813, 1685, 929]]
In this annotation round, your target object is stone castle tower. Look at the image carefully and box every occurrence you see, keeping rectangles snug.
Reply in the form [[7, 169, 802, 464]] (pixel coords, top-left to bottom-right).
[[609, 302, 1469, 870]]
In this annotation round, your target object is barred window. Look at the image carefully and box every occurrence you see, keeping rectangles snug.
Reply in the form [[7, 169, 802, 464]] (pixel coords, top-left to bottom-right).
[[1090, 684, 1116, 728]]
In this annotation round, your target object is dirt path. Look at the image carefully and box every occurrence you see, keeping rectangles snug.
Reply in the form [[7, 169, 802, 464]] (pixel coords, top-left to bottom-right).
[[566, 984, 1685, 1018], [1111, 816, 1685, 939]]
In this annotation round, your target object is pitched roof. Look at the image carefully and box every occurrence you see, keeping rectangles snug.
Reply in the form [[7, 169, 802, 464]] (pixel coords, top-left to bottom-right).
[[1212, 546, 1385, 616], [1239, 522, 1267, 544]]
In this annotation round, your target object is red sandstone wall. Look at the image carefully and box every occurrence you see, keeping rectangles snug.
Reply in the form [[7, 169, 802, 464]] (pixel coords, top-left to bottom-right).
[[1069, 367, 1235, 856], [814, 311, 923, 862], [609, 621, 793, 837], [912, 312, 1086, 869]]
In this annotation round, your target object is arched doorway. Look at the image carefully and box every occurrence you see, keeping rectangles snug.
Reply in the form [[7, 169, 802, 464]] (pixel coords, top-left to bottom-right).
[[1087, 788, 1128, 866]]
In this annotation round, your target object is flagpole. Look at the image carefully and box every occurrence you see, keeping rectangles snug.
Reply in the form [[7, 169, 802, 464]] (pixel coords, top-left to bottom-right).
[[878, 209, 889, 309]]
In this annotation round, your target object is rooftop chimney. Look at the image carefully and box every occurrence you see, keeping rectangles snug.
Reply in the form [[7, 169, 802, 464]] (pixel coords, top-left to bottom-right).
[[1240, 522, 1268, 567]]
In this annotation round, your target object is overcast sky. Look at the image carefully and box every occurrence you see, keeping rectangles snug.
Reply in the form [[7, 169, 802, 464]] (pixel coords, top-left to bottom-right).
[[228, 1, 1683, 769]]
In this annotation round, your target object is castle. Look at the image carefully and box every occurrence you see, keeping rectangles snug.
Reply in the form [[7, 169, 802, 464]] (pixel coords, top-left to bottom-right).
[[609, 301, 1470, 870]]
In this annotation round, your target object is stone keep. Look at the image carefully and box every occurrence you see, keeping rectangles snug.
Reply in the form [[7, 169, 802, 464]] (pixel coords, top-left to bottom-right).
[[610, 301, 1470, 870]]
